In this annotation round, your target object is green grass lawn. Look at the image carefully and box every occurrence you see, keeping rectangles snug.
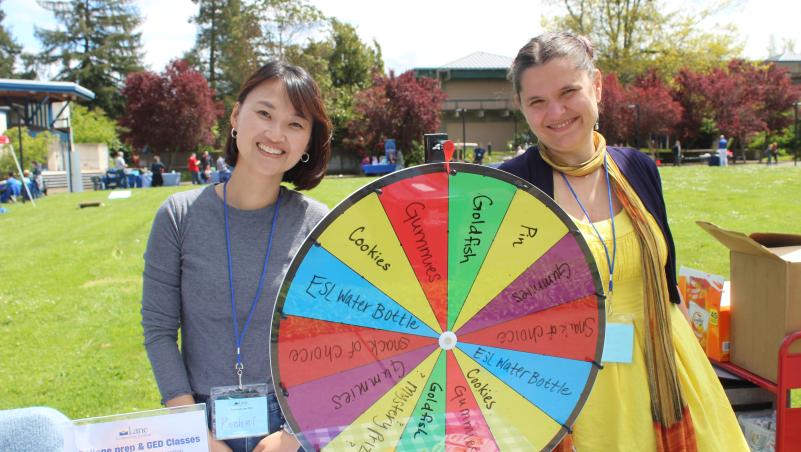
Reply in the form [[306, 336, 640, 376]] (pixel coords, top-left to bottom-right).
[[1, 165, 799, 419]]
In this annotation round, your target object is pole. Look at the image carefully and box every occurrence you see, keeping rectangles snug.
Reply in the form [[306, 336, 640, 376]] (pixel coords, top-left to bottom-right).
[[795, 101, 799, 166], [513, 111, 518, 143], [461, 109, 466, 161], [16, 123, 24, 203]]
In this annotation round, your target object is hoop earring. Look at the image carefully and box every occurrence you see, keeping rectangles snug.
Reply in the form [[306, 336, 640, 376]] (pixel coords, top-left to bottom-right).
[[300, 152, 310, 163], [230, 128, 237, 138]]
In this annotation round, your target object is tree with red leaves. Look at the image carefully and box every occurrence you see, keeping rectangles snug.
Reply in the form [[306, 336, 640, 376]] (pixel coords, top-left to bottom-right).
[[600, 70, 682, 148], [348, 70, 446, 156], [708, 60, 766, 154], [673, 60, 798, 152], [627, 70, 683, 148], [671, 68, 711, 147], [760, 63, 801, 143], [598, 72, 631, 145], [121, 60, 222, 167]]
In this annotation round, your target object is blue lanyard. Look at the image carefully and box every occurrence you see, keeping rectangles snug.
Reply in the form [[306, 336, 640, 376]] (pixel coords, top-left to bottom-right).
[[561, 153, 617, 294], [223, 181, 282, 387]]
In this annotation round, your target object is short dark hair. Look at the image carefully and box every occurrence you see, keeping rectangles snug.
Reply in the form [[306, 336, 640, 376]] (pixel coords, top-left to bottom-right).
[[509, 31, 596, 99], [225, 61, 332, 190]]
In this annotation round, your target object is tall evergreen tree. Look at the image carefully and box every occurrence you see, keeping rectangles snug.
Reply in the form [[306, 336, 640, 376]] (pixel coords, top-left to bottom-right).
[[189, 0, 261, 143], [190, 0, 260, 93], [189, 0, 224, 90], [328, 19, 380, 90], [35, 0, 144, 117], [0, 0, 22, 78]]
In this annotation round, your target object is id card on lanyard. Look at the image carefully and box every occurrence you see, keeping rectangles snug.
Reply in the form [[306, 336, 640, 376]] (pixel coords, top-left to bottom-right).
[[211, 182, 281, 440], [210, 383, 271, 440], [562, 154, 633, 364], [602, 314, 635, 364]]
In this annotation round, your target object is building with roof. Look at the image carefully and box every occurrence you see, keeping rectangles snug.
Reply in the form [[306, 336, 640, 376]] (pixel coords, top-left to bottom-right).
[[768, 52, 801, 85], [415, 52, 524, 156], [0, 79, 96, 192]]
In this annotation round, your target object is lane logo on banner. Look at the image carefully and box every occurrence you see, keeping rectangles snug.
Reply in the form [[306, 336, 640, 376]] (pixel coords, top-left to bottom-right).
[[69, 404, 208, 452]]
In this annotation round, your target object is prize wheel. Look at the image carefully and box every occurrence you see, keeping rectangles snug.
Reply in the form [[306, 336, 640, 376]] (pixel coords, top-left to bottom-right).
[[271, 162, 605, 451]]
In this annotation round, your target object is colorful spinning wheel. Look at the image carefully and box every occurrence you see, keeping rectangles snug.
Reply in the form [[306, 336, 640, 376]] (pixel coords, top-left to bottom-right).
[[271, 162, 605, 451]]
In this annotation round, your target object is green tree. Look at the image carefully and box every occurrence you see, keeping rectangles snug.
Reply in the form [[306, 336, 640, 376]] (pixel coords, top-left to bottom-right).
[[189, 0, 260, 95], [0, 0, 22, 78], [283, 18, 384, 150], [35, 0, 145, 117], [188, 0, 262, 145], [328, 19, 381, 90], [70, 104, 120, 147], [543, 0, 742, 82], [254, 0, 326, 59], [0, 128, 56, 175]]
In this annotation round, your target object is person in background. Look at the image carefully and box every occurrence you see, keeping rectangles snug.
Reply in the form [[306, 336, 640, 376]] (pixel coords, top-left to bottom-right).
[[216, 153, 228, 172], [499, 31, 747, 452], [31, 160, 45, 196], [142, 60, 331, 452], [188, 152, 201, 185], [216, 153, 231, 183], [4, 171, 20, 202], [114, 151, 129, 188], [717, 135, 728, 167], [150, 155, 165, 187], [114, 151, 127, 170], [770, 142, 779, 165], [473, 143, 486, 164], [672, 140, 682, 167], [21, 170, 36, 200], [200, 151, 213, 183], [395, 149, 405, 169]]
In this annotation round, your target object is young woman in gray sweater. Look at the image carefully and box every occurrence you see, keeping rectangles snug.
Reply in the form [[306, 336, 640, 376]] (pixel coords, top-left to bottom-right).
[[142, 61, 331, 452]]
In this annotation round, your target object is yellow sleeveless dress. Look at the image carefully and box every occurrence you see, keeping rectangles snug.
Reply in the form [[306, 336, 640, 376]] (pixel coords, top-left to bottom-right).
[[569, 209, 748, 451]]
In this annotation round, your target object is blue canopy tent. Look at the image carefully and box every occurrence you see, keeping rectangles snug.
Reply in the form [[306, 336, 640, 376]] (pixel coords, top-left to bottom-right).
[[0, 79, 95, 193]]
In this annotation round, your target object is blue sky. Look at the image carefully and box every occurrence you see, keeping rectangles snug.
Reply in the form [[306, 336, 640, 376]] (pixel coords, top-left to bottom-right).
[[3, 0, 801, 75]]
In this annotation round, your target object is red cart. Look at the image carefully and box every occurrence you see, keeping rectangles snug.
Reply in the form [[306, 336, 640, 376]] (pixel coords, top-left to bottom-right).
[[713, 331, 801, 451]]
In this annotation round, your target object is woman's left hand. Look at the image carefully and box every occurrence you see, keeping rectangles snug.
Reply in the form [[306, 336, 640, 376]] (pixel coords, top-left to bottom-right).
[[252, 430, 301, 452]]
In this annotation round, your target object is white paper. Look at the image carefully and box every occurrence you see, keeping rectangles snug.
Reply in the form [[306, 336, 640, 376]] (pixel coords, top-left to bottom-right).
[[108, 190, 132, 199]]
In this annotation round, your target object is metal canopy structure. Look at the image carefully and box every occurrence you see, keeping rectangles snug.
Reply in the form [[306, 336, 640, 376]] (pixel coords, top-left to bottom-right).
[[0, 79, 95, 193]]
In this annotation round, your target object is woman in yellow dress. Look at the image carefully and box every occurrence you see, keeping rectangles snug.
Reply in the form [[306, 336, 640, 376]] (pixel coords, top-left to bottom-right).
[[499, 32, 748, 451]]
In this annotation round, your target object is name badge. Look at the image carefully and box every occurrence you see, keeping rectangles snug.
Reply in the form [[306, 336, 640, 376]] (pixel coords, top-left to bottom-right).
[[210, 383, 271, 440], [602, 322, 635, 364]]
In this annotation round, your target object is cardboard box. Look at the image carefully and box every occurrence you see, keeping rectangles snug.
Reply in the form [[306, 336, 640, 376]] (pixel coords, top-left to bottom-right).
[[678, 267, 730, 361], [697, 221, 801, 383]]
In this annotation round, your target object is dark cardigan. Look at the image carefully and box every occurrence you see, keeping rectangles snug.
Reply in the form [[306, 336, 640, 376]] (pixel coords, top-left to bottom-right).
[[499, 146, 681, 303]]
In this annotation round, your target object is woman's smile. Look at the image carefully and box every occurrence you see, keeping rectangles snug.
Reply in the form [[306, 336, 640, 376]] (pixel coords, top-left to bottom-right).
[[256, 143, 286, 157], [547, 116, 579, 132]]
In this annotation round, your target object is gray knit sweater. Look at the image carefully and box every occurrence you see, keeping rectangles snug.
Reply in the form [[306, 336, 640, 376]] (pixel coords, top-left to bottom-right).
[[141, 185, 328, 403]]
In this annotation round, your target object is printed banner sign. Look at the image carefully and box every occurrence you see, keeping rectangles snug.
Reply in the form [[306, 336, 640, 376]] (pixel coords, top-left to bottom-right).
[[70, 404, 208, 452]]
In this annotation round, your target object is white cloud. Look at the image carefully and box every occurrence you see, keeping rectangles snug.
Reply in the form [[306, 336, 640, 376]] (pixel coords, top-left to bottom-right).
[[137, 0, 197, 70], [725, 0, 801, 58]]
